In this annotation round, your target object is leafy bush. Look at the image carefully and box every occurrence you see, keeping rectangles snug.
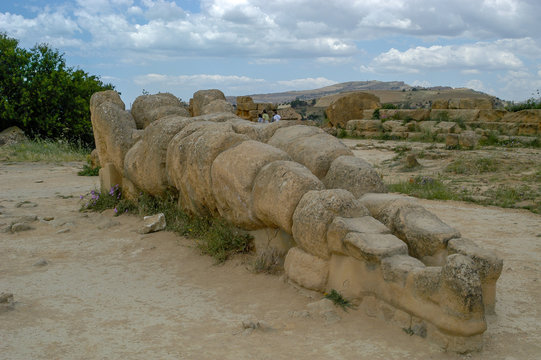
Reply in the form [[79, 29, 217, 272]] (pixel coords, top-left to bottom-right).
[[505, 91, 541, 112], [372, 108, 380, 120], [0, 33, 114, 147], [381, 103, 398, 109]]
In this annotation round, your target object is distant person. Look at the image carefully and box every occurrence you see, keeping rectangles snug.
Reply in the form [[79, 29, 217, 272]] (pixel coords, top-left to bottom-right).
[[257, 113, 263, 123], [262, 110, 270, 123], [273, 112, 281, 122]]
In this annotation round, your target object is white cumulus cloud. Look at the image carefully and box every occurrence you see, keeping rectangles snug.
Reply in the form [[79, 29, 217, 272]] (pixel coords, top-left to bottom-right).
[[276, 77, 337, 90], [372, 40, 524, 72]]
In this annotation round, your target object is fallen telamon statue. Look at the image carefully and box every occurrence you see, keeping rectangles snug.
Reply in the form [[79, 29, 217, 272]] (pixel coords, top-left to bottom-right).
[[90, 89, 503, 353]]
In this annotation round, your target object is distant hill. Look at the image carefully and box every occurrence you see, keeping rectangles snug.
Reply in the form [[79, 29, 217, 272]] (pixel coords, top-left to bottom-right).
[[226, 81, 411, 104], [226, 80, 500, 109]]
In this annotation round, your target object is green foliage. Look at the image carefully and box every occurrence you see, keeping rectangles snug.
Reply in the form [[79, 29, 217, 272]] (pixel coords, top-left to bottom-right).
[[372, 108, 380, 120], [454, 117, 467, 130], [80, 188, 253, 263], [505, 91, 541, 112], [381, 103, 398, 109], [387, 176, 458, 201], [0, 33, 114, 147], [78, 157, 100, 176], [324, 289, 357, 312], [0, 138, 88, 162], [336, 128, 347, 138], [290, 98, 308, 108], [445, 156, 499, 175]]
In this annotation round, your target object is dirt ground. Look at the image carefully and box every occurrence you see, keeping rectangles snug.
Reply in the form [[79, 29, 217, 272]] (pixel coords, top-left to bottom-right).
[[1, 155, 541, 359]]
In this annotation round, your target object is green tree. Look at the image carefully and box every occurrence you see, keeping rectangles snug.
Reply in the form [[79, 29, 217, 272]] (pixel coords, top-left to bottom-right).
[[0, 34, 29, 131], [0, 33, 114, 146]]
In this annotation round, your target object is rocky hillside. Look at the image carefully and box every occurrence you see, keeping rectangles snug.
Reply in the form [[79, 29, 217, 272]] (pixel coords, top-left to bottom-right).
[[226, 81, 498, 108]]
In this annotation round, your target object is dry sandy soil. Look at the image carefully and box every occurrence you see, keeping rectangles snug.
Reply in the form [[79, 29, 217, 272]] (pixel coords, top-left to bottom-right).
[[1, 154, 541, 359]]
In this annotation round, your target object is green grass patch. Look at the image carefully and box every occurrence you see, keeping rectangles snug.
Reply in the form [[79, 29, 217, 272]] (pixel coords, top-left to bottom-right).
[[445, 156, 499, 175], [387, 176, 458, 201], [324, 289, 357, 312], [80, 187, 253, 263], [0, 138, 89, 162], [77, 157, 100, 176]]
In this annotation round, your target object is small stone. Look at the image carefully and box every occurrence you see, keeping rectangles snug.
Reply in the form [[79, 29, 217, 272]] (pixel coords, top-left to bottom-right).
[[56, 228, 70, 234], [256, 320, 273, 331], [0, 292, 14, 304], [42, 216, 55, 221], [405, 154, 420, 168], [138, 213, 166, 234], [35, 180, 44, 183], [11, 223, 34, 232], [33, 259, 49, 267], [288, 310, 310, 318], [15, 201, 38, 208]]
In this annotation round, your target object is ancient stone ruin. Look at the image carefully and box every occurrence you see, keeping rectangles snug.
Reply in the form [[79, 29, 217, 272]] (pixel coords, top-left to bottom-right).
[[90, 89, 503, 353], [328, 92, 541, 147]]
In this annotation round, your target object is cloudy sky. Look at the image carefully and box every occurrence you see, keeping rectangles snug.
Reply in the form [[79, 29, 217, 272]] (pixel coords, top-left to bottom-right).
[[2, 0, 540, 106]]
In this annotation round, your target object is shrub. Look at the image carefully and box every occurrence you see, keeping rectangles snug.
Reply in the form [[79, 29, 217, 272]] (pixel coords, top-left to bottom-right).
[[0, 33, 114, 147]]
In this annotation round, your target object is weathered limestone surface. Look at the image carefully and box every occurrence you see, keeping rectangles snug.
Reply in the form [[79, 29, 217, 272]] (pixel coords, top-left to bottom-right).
[[292, 189, 369, 259], [212, 140, 291, 229], [191, 89, 229, 117], [91, 90, 505, 353], [324, 155, 386, 197], [124, 116, 193, 196], [284, 247, 329, 291], [91, 97, 137, 172], [253, 160, 325, 234], [131, 93, 187, 129], [325, 92, 381, 128]]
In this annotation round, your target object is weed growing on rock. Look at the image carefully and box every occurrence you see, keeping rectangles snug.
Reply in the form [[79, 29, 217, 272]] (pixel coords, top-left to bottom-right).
[[251, 248, 284, 275], [77, 157, 100, 176], [324, 289, 357, 312], [80, 188, 252, 263]]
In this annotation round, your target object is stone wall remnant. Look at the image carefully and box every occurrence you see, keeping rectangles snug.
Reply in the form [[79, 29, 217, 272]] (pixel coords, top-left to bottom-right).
[[90, 89, 504, 353]]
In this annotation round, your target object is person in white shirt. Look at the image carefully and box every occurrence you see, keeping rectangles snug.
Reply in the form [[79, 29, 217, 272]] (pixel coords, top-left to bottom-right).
[[273, 112, 281, 122]]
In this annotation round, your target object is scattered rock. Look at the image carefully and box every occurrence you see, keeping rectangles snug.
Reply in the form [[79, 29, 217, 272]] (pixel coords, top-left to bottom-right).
[[405, 154, 420, 168], [0, 292, 14, 303], [35, 180, 44, 183], [0, 126, 27, 146], [15, 201, 38, 208], [33, 259, 49, 267], [0, 292, 15, 312], [56, 228, 70, 234], [10, 223, 34, 233], [41, 216, 55, 221], [139, 213, 166, 234], [240, 319, 274, 335]]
